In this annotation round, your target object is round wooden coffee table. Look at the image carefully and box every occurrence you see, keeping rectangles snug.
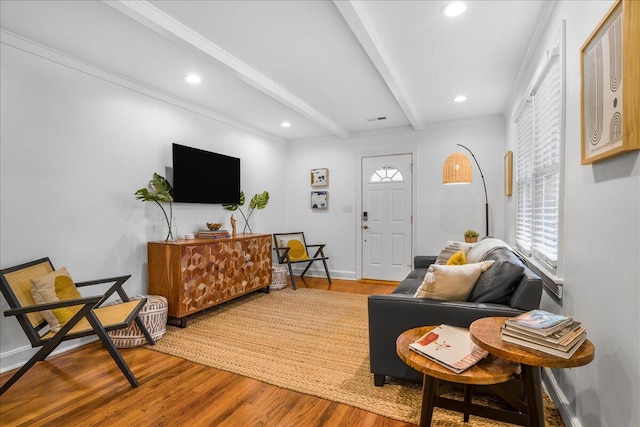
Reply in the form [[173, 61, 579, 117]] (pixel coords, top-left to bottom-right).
[[470, 317, 595, 427], [396, 326, 521, 426]]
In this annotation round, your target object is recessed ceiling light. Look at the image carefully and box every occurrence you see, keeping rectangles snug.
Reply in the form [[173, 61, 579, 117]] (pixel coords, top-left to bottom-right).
[[281, 121, 291, 128], [442, 2, 467, 17], [184, 74, 201, 84], [454, 95, 467, 102]]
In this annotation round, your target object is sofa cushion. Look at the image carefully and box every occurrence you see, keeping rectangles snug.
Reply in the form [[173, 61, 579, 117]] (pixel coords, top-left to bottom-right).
[[405, 268, 429, 280], [413, 261, 494, 301], [468, 261, 524, 304], [392, 278, 424, 295]]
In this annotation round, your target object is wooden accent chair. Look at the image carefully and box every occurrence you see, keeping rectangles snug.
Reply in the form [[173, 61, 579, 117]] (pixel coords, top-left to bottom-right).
[[0, 258, 154, 395], [273, 232, 331, 290]]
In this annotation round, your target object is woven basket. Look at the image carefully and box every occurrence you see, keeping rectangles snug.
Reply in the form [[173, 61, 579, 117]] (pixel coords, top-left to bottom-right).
[[271, 264, 289, 290], [107, 295, 168, 348]]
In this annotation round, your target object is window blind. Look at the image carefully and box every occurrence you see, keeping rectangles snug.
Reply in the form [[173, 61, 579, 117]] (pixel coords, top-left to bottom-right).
[[515, 100, 533, 254], [515, 36, 563, 272]]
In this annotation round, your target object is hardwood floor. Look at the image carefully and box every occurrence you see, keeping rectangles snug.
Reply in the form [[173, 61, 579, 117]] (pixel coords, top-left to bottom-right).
[[0, 277, 415, 427]]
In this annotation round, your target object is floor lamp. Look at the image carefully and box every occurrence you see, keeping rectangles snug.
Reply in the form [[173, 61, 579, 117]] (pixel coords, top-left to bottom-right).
[[442, 144, 489, 237]]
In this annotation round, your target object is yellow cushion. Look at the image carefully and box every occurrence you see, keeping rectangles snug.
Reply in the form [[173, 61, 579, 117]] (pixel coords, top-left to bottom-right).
[[414, 261, 495, 301], [31, 267, 82, 332], [287, 239, 309, 261], [446, 250, 467, 265]]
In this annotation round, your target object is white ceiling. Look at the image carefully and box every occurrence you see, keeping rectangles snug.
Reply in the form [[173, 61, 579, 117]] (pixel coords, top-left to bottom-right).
[[0, 0, 551, 142]]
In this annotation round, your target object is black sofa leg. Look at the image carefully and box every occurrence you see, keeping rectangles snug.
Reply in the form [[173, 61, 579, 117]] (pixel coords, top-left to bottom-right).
[[374, 374, 385, 387]]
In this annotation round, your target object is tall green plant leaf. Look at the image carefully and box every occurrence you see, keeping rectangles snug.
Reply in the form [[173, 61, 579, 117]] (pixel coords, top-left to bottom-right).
[[249, 191, 269, 210]]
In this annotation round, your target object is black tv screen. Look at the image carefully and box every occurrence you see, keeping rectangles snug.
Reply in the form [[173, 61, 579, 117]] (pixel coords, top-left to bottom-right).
[[172, 143, 241, 204]]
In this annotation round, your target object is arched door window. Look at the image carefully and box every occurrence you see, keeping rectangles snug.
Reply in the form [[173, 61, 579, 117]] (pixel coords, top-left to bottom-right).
[[370, 166, 404, 183]]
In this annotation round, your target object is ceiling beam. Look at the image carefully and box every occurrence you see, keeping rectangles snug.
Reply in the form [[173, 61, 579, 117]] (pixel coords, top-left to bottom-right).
[[0, 29, 284, 143], [106, 0, 349, 138], [334, 1, 422, 131]]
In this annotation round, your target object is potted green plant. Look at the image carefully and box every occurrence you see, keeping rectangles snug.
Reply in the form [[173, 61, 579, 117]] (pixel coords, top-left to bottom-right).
[[134, 173, 174, 241], [223, 190, 269, 234], [464, 229, 479, 243]]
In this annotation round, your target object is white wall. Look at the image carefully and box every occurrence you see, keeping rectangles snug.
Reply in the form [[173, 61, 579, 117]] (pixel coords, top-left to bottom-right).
[[287, 117, 506, 279], [0, 43, 288, 370], [504, 1, 639, 426]]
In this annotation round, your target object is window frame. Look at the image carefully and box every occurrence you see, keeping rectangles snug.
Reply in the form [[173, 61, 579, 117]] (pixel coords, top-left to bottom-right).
[[513, 23, 566, 300]]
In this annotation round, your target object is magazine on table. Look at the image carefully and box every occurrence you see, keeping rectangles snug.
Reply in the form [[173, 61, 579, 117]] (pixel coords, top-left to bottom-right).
[[505, 309, 573, 336], [409, 325, 488, 374]]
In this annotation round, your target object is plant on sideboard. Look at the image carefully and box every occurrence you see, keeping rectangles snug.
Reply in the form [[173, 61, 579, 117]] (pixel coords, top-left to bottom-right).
[[134, 173, 174, 241], [223, 190, 269, 234], [464, 229, 479, 243]]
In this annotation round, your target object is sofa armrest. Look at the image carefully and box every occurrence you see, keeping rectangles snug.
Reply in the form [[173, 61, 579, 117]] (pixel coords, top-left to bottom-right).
[[414, 256, 437, 269], [368, 294, 524, 383]]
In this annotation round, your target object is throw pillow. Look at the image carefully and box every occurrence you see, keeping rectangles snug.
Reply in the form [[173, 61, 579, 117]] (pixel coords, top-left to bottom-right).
[[413, 260, 495, 301], [446, 250, 467, 265], [286, 239, 309, 261], [467, 261, 524, 304], [435, 241, 473, 264], [31, 267, 82, 332]]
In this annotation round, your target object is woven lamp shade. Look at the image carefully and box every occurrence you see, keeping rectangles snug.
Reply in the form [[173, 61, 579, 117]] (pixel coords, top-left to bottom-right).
[[442, 152, 473, 184]]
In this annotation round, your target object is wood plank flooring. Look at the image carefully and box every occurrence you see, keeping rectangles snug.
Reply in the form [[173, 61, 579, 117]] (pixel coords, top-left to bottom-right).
[[0, 277, 415, 427]]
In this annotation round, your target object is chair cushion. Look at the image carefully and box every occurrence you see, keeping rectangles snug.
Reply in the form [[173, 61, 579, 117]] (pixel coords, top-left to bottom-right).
[[277, 233, 309, 261], [414, 261, 494, 301], [30, 267, 82, 332], [287, 239, 309, 261]]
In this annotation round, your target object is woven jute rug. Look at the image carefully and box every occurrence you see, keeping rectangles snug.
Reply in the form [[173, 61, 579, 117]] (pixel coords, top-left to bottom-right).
[[148, 288, 563, 426]]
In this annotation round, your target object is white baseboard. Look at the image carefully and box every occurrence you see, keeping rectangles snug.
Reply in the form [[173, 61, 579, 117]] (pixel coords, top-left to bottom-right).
[[288, 266, 357, 281], [0, 337, 97, 374], [543, 367, 583, 427]]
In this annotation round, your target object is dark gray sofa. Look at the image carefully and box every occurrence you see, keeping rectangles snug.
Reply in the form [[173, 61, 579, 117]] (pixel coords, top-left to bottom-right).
[[368, 240, 543, 386]]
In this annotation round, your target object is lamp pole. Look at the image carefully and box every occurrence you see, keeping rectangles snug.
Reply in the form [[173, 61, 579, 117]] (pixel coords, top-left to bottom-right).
[[457, 144, 489, 237]]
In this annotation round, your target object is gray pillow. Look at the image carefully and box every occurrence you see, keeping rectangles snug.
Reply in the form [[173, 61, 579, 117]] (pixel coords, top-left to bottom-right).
[[467, 261, 524, 304]]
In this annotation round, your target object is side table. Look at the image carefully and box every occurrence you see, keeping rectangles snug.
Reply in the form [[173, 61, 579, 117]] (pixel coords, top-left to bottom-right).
[[396, 326, 521, 426], [470, 317, 595, 427]]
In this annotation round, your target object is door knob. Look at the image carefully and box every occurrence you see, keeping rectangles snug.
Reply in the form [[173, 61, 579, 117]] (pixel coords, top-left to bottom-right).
[[363, 225, 369, 229]]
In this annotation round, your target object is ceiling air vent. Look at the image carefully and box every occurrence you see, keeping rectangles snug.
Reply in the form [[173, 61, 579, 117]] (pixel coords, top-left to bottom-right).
[[366, 116, 387, 122]]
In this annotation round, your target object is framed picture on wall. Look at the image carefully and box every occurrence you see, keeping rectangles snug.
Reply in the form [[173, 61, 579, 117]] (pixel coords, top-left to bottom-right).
[[504, 151, 513, 196], [580, 0, 640, 164], [311, 191, 328, 210], [310, 168, 329, 187]]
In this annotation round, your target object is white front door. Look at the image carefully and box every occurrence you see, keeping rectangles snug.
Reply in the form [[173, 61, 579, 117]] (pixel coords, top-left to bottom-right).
[[361, 154, 413, 281]]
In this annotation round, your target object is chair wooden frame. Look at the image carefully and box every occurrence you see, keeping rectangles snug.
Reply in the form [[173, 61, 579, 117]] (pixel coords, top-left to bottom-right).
[[273, 232, 331, 290], [0, 258, 155, 395]]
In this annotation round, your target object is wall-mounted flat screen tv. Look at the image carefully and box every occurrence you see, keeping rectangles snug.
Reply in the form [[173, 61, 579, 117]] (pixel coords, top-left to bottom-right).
[[172, 143, 241, 204]]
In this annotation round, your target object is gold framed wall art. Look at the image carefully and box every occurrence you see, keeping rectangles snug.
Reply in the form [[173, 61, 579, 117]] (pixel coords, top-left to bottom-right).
[[580, 0, 640, 164], [504, 151, 513, 196], [310, 168, 329, 187]]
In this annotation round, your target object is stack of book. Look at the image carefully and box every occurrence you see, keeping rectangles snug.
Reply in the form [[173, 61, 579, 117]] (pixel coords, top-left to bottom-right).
[[197, 229, 231, 239], [501, 309, 587, 359], [409, 324, 489, 374]]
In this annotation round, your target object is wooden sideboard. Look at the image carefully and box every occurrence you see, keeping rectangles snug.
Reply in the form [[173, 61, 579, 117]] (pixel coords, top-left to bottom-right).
[[148, 233, 272, 327]]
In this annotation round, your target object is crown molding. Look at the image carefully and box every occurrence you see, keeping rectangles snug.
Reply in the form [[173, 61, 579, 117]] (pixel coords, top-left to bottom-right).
[[0, 28, 286, 144]]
